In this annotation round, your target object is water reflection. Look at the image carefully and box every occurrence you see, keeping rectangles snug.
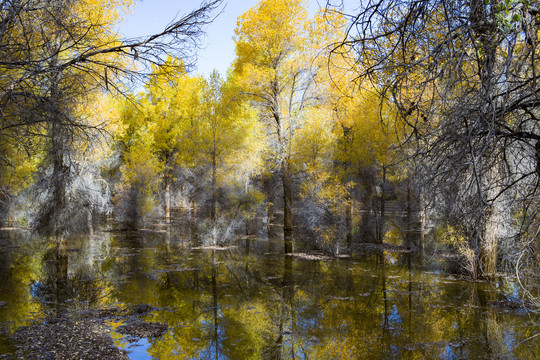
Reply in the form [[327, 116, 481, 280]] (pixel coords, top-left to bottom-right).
[[0, 229, 538, 359]]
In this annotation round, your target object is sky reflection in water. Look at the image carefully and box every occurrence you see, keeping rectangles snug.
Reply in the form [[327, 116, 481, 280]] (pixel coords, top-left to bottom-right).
[[0, 228, 538, 359]]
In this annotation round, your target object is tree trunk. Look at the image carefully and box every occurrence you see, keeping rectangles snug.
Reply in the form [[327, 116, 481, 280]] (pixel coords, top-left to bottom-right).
[[281, 159, 293, 254], [190, 199, 198, 241], [377, 166, 387, 244], [478, 204, 499, 277], [477, 158, 503, 278], [126, 187, 140, 230], [282, 165, 293, 233], [46, 49, 67, 237], [211, 150, 217, 246], [165, 224, 171, 250], [345, 196, 353, 250], [86, 205, 93, 235], [420, 195, 425, 246], [51, 119, 67, 237], [164, 175, 171, 224], [267, 202, 274, 224]]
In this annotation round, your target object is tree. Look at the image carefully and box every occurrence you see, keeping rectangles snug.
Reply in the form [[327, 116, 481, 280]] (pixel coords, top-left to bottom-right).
[[336, 90, 406, 245], [113, 65, 263, 236], [0, 138, 39, 226], [330, 0, 540, 277], [0, 0, 223, 235], [198, 71, 263, 245], [143, 57, 200, 224], [113, 94, 163, 229], [233, 0, 308, 247], [233, 0, 343, 252], [291, 106, 345, 252]]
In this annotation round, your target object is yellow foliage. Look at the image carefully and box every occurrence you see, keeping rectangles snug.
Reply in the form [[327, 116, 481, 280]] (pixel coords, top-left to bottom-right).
[[196, 70, 266, 189], [335, 89, 403, 169], [438, 224, 476, 275], [233, 0, 311, 144], [291, 107, 335, 170], [117, 140, 162, 216], [0, 0, 135, 198], [234, 0, 307, 70], [233, 0, 348, 187], [0, 141, 40, 193], [143, 56, 201, 166]]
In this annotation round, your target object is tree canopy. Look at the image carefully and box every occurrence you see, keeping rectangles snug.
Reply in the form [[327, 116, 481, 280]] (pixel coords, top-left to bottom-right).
[[0, 0, 538, 288]]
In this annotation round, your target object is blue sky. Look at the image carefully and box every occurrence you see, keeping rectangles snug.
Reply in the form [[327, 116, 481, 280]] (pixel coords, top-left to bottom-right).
[[117, 0, 323, 77], [118, 0, 261, 77]]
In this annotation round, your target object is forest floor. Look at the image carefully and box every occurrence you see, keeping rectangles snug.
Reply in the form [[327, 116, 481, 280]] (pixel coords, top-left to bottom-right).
[[1, 305, 166, 360]]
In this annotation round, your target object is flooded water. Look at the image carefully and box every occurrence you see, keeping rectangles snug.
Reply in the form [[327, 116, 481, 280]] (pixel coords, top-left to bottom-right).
[[0, 228, 539, 359]]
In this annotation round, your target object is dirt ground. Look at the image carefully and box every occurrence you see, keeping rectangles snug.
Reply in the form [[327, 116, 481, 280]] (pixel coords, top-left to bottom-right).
[[1, 305, 167, 360]]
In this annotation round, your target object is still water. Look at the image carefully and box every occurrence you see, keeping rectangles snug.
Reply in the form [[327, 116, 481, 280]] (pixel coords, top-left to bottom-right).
[[0, 228, 538, 359]]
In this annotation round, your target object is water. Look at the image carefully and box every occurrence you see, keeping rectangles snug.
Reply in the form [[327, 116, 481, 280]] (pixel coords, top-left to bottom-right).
[[0, 228, 538, 359]]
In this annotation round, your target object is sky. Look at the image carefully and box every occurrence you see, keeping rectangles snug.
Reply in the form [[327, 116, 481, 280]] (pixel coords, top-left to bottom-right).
[[117, 0, 262, 77], [117, 0, 323, 77]]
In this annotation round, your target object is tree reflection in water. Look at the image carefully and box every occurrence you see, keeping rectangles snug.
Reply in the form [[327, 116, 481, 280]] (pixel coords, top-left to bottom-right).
[[0, 229, 538, 359]]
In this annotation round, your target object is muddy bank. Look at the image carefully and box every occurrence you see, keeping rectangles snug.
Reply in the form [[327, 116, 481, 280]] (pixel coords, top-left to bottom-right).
[[8, 317, 128, 360], [1, 305, 167, 360]]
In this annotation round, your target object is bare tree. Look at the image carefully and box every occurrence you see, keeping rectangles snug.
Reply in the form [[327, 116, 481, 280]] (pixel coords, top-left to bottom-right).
[[0, 0, 223, 235], [329, 0, 540, 279]]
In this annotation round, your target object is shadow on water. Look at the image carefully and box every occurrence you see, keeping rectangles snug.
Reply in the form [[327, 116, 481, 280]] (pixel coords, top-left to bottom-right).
[[0, 228, 538, 359]]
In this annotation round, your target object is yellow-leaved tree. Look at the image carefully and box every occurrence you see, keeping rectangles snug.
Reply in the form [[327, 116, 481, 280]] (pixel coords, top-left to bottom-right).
[[234, 0, 309, 250], [233, 0, 345, 252], [333, 88, 406, 244], [113, 93, 162, 229], [113, 62, 263, 234], [197, 70, 264, 244], [143, 57, 200, 223], [0, 0, 223, 235], [23, 0, 137, 237]]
